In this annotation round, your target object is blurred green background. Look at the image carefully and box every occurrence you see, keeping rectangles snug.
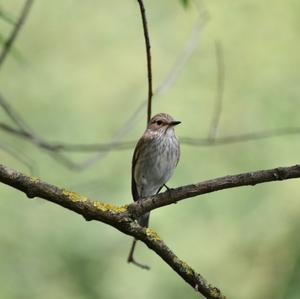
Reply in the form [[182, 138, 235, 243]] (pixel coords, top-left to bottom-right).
[[1, 1, 300, 298]]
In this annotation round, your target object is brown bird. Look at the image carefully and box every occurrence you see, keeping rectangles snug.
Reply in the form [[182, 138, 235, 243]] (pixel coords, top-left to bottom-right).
[[127, 113, 181, 269]]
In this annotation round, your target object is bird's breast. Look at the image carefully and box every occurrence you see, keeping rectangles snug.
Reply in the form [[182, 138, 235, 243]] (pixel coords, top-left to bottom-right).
[[134, 134, 179, 196]]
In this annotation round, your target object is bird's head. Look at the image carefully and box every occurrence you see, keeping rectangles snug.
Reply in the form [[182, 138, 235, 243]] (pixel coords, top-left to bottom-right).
[[147, 113, 181, 134]]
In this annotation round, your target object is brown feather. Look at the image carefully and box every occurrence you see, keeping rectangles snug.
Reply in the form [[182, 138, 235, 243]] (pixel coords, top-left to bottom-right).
[[131, 140, 140, 202]]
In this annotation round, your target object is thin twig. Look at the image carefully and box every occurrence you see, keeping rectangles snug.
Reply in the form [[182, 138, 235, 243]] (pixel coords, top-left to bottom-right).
[[3, 120, 300, 153], [181, 128, 300, 146], [0, 94, 80, 170], [208, 40, 225, 140], [155, 13, 208, 96], [0, 143, 35, 174], [0, 122, 135, 152], [0, 93, 31, 131], [137, 0, 153, 125], [0, 0, 34, 68]]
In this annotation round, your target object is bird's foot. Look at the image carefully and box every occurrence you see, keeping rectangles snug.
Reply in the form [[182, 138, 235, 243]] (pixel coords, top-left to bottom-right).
[[163, 184, 176, 202], [163, 184, 172, 192]]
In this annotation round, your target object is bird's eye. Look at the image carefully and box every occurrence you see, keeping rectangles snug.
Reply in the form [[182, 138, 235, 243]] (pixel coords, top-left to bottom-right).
[[156, 120, 162, 125]]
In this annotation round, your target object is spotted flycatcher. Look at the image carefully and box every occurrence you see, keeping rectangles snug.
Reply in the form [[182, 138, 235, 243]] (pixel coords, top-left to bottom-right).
[[127, 113, 181, 269]]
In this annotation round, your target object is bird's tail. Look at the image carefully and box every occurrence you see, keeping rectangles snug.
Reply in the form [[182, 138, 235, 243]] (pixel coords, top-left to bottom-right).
[[138, 212, 150, 228]]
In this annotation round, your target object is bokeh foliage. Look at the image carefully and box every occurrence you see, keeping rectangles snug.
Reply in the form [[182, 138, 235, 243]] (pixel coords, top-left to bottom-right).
[[1, 1, 300, 299]]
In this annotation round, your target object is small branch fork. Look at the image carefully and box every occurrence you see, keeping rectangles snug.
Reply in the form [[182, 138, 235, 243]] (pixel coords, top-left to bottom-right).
[[2, 163, 300, 297], [0, 163, 224, 299]]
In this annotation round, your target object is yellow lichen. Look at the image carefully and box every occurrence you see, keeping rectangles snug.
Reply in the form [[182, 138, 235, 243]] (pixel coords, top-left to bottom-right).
[[172, 258, 194, 275], [62, 190, 127, 213], [209, 286, 224, 298], [29, 176, 40, 183], [62, 190, 88, 202], [93, 201, 127, 213], [180, 261, 194, 275], [145, 228, 161, 241]]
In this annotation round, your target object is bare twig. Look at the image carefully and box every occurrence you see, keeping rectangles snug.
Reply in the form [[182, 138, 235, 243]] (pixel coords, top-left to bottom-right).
[[0, 0, 34, 68], [1, 85, 300, 163], [0, 122, 135, 152], [208, 40, 224, 140], [2, 119, 300, 152], [181, 128, 300, 146], [129, 2, 151, 266], [0, 163, 225, 299], [156, 14, 208, 97], [0, 93, 77, 169], [137, 0, 153, 125]]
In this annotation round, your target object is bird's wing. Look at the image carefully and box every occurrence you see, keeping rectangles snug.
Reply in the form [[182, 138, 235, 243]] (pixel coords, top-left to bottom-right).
[[176, 137, 180, 166], [131, 132, 154, 201], [131, 137, 143, 202]]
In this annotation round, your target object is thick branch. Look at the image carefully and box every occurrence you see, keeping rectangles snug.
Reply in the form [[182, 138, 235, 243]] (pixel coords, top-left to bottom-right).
[[1, 163, 300, 297], [3, 163, 300, 295], [128, 164, 300, 216], [0, 164, 119, 224], [0, 163, 225, 299]]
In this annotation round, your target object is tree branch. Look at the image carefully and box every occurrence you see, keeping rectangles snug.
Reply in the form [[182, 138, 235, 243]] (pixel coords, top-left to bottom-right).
[[137, 0, 153, 125], [0, 0, 34, 68], [3, 118, 300, 154], [2, 163, 300, 296], [180, 128, 300, 146], [1, 163, 300, 297], [0, 92, 32, 131], [128, 164, 300, 216], [2, 162, 300, 296], [0, 163, 225, 299]]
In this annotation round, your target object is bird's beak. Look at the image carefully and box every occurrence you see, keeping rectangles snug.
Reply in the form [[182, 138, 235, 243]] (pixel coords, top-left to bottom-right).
[[170, 120, 181, 126]]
